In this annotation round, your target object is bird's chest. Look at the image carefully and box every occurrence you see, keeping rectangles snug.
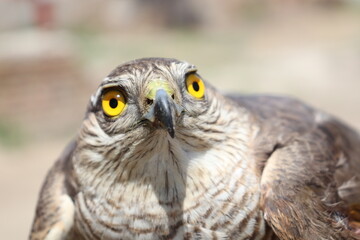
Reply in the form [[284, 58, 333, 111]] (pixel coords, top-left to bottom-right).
[[73, 165, 266, 239]]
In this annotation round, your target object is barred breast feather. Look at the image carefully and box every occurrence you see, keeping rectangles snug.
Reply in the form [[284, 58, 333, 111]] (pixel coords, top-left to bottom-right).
[[73, 93, 266, 239]]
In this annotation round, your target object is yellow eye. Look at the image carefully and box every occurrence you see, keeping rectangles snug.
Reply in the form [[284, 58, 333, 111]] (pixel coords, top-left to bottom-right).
[[186, 74, 205, 99], [101, 90, 126, 117]]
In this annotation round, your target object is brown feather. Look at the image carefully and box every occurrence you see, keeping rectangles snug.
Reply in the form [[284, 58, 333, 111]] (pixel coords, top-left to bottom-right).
[[228, 94, 360, 239], [29, 141, 79, 240]]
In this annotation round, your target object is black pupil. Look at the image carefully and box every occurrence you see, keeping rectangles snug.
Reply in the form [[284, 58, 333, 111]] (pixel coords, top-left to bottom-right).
[[192, 81, 200, 92], [109, 98, 118, 108]]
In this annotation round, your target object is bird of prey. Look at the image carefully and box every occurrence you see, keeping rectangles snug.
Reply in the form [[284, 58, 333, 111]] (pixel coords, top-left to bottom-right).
[[30, 58, 360, 240]]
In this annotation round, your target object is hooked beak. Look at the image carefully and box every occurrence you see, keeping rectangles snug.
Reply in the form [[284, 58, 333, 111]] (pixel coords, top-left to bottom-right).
[[143, 88, 181, 138]]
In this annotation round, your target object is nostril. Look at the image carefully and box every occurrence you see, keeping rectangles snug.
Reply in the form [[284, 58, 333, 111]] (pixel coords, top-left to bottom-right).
[[171, 94, 175, 100], [146, 98, 154, 105]]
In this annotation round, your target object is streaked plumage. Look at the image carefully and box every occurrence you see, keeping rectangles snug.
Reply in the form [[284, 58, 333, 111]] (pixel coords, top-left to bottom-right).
[[30, 58, 360, 240]]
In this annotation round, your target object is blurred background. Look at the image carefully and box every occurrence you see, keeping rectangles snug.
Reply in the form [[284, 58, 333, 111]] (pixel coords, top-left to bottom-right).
[[0, 0, 359, 238]]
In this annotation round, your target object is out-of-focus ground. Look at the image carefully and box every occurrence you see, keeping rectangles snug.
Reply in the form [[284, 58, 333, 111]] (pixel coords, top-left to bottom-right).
[[0, 1, 360, 239]]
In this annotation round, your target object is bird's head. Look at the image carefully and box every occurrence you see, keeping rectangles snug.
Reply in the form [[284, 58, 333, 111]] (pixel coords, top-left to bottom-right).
[[91, 57, 209, 139], [82, 58, 216, 148], [75, 58, 250, 195]]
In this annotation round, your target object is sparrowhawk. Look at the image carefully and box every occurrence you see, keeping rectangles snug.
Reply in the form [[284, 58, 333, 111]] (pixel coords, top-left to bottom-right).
[[30, 58, 360, 240]]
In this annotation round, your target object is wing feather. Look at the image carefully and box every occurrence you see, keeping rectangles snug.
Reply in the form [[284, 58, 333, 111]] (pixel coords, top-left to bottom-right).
[[29, 141, 79, 240], [227, 94, 360, 239]]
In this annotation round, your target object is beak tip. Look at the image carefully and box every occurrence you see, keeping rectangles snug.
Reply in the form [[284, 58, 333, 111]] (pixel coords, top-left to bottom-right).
[[168, 129, 175, 138]]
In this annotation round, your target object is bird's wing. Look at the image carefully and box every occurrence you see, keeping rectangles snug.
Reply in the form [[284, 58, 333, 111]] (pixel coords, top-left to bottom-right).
[[29, 141, 79, 240], [227, 94, 360, 240]]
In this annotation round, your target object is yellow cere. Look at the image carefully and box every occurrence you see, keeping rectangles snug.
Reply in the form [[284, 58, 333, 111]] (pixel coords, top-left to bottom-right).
[[101, 90, 126, 117], [146, 79, 174, 100], [186, 74, 205, 99]]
